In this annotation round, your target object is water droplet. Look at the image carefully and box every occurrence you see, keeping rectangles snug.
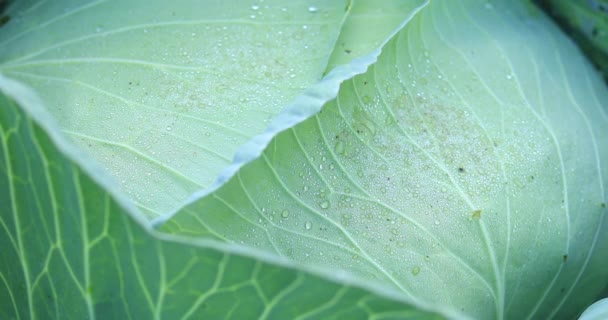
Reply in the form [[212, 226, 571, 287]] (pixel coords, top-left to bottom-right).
[[319, 201, 330, 209], [166, 126, 172, 131], [506, 74, 513, 80], [412, 266, 421, 276], [308, 6, 318, 12], [305, 221, 312, 230], [334, 141, 345, 155], [281, 210, 289, 218], [251, 4, 259, 10]]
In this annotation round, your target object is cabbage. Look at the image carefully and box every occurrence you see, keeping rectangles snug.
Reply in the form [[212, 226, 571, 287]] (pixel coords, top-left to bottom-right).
[[0, 0, 606, 319]]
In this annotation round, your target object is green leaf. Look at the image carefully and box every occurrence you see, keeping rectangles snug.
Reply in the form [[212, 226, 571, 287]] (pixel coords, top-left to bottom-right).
[[0, 75, 457, 319], [160, 1, 608, 319], [0, 0, 352, 217], [535, 0, 608, 81], [0, 0, 428, 218]]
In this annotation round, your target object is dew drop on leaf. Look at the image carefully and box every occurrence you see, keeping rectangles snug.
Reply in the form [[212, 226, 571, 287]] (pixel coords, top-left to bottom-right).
[[334, 140, 345, 155], [319, 200, 330, 209], [412, 266, 421, 276]]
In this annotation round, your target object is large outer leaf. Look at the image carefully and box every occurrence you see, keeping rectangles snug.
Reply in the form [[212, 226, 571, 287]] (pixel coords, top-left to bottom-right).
[[0, 0, 351, 217], [0, 0, 428, 218], [0, 76, 459, 319], [161, 1, 608, 319]]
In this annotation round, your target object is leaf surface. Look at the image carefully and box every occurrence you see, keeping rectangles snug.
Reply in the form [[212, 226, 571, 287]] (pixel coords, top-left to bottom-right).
[[0, 0, 427, 218], [0, 75, 455, 320], [161, 1, 608, 318]]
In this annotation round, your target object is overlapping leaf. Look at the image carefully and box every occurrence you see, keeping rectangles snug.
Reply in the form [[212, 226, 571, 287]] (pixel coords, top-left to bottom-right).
[[0, 0, 428, 218], [1, 0, 607, 319], [0, 76, 456, 319], [161, 1, 608, 319]]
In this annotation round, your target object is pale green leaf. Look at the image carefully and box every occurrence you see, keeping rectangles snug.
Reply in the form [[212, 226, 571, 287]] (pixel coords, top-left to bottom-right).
[[161, 1, 608, 319], [0, 0, 428, 219], [0, 75, 457, 320], [0, 0, 351, 217]]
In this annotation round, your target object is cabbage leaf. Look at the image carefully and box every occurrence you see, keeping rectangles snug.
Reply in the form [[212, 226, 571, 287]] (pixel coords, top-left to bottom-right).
[[1, 0, 607, 319]]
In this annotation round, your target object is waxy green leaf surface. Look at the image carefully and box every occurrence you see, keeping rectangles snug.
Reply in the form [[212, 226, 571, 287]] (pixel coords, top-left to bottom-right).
[[1, 0, 607, 319], [0, 76, 453, 319]]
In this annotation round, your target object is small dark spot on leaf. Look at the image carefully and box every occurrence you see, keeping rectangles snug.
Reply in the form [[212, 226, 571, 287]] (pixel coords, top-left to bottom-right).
[[344, 49, 351, 54], [458, 167, 465, 173], [601, 202, 606, 208], [562, 254, 568, 262], [387, 177, 390, 181], [0, 15, 9, 27], [363, 81, 368, 85], [530, 175, 534, 180], [472, 210, 482, 219], [592, 27, 599, 37]]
